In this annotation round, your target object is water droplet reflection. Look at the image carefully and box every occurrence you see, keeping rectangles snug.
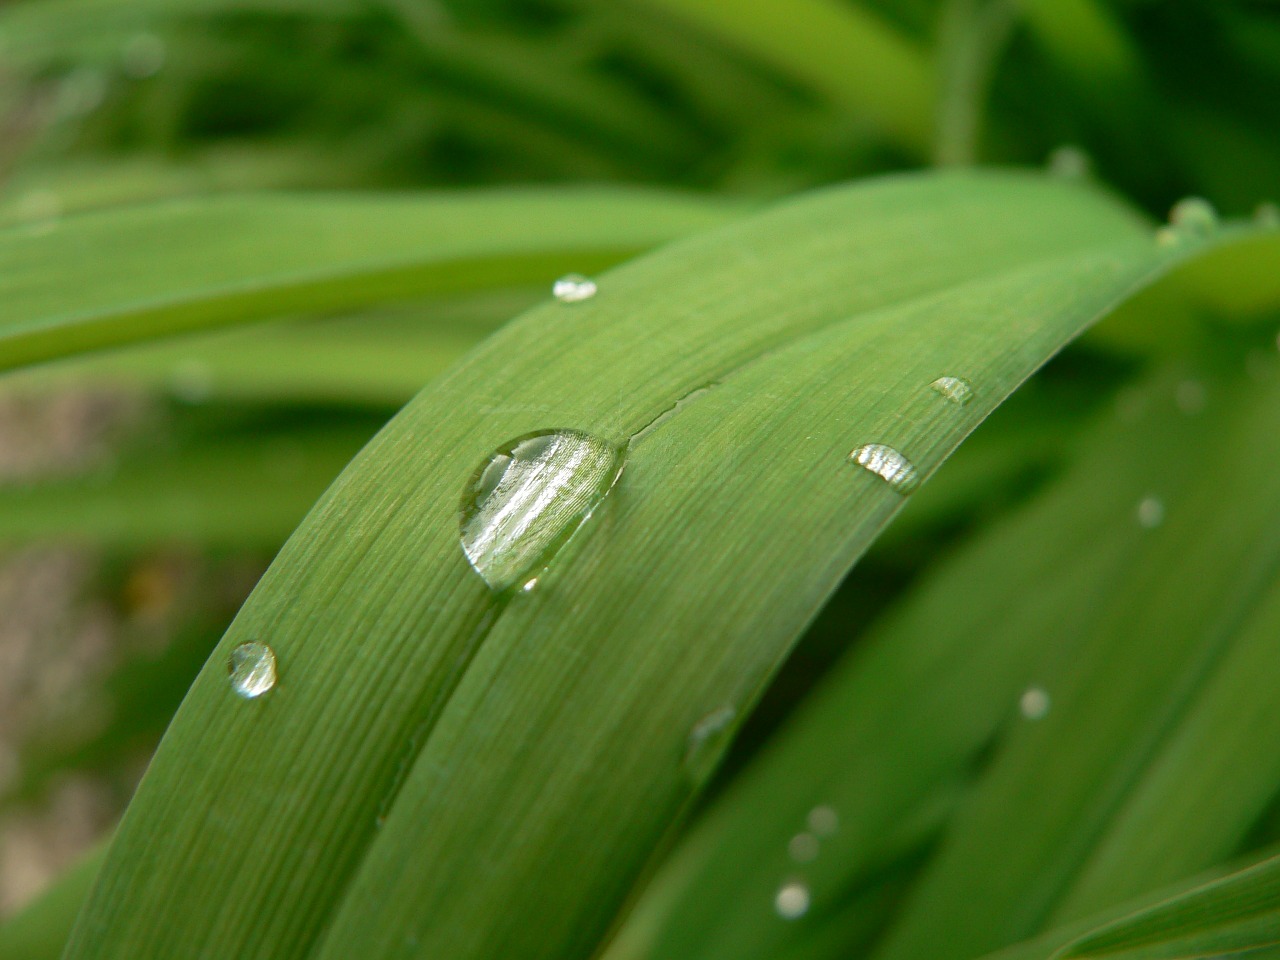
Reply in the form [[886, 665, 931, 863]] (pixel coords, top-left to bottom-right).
[[460, 430, 624, 591], [552, 274, 597, 303], [1020, 687, 1050, 720], [774, 880, 811, 920], [849, 444, 919, 494], [1136, 496, 1165, 529], [931, 376, 973, 406], [808, 805, 839, 836], [229, 642, 277, 699]]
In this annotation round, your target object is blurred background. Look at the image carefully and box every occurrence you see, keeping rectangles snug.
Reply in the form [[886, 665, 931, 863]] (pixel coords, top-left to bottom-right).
[[0, 0, 1277, 918]]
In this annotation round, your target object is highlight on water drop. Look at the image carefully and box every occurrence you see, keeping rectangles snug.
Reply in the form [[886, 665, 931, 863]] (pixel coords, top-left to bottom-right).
[[788, 833, 820, 863], [774, 880, 811, 920], [1020, 687, 1050, 720], [930, 376, 974, 406], [848, 444, 919, 494], [807, 805, 839, 836], [460, 429, 625, 592], [552, 273, 597, 303], [1159, 197, 1219, 245], [1136, 496, 1165, 529], [683, 705, 738, 782], [228, 641, 277, 699], [1046, 145, 1091, 179]]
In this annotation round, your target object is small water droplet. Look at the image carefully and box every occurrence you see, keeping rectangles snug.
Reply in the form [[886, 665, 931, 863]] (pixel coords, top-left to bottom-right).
[[1254, 202, 1279, 228], [774, 880, 811, 920], [807, 805, 839, 836], [1176, 379, 1206, 414], [1047, 145, 1091, 179], [460, 430, 624, 591], [1020, 687, 1050, 720], [520, 577, 539, 593], [788, 833, 820, 863], [1136, 496, 1165, 529], [930, 376, 973, 406], [1164, 197, 1219, 243], [229, 642, 277, 699], [849, 444, 919, 494], [552, 274, 597, 303], [122, 33, 166, 79], [683, 706, 737, 782]]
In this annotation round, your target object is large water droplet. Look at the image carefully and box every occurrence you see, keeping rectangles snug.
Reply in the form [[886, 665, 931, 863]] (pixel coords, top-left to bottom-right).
[[849, 444, 919, 494], [1019, 687, 1050, 720], [774, 881, 811, 920], [460, 430, 624, 591], [930, 376, 974, 406], [229, 642, 277, 699], [1136, 496, 1165, 529], [552, 273, 597, 303], [683, 705, 737, 783]]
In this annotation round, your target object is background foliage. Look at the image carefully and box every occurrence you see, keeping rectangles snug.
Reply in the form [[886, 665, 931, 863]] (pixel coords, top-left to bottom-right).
[[0, 1, 1277, 959]]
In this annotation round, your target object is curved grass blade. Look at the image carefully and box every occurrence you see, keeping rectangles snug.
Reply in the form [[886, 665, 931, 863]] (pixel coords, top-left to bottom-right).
[[868, 368, 1280, 960], [59, 172, 1265, 960], [0, 188, 735, 373]]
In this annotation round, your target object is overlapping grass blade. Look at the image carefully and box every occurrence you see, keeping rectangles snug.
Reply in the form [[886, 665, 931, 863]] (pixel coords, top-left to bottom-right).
[[58, 172, 1270, 960], [868, 366, 1280, 960], [0, 188, 733, 372]]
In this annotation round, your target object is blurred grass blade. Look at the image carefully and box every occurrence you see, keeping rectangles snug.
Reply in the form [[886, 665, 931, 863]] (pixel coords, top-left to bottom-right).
[[4, 289, 537, 407], [57, 172, 1269, 960], [635, 0, 934, 152], [1053, 850, 1280, 960], [0, 843, 106, 960], [0, 188, 735, 372], [0, 417, 374, 549]]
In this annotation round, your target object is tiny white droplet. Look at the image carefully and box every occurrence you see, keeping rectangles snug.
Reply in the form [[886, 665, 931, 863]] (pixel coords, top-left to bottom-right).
[[229, 642, 277, 699], [1020, 687, 1050, 720], [1176, 379, 1206, 414], [930, 376, 974, 406], [849, 444, 919, 494], [1047, 145, 1091, 179], [521, 577, 539, 593], [683, 705, 737, 782], [552, 273, 597, 303], [1163, 197, 1219, 243], [788, 833, 820, 863], [774, 880, 811, 920], [807, 805, 839, 836], [1136, 496, 1165, 529]]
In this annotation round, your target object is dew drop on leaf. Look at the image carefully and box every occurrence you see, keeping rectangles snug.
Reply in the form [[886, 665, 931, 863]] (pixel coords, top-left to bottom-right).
[[788, 833, 819, 863], [460, 430, 624, 591], [1159, 197, 1219, 245], [682, 705, 737, 783], [1020, 687, 1050, 720], [1046, 145, 1091, 179], [552, 273, 597, 303], [930, 376, 974, 406], [848, 444, 919, 494], [807, 805, 839, 836], [1136, 496, 1165, 529], [774, 881, 811, 919], [229, 642, 277, 699]]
